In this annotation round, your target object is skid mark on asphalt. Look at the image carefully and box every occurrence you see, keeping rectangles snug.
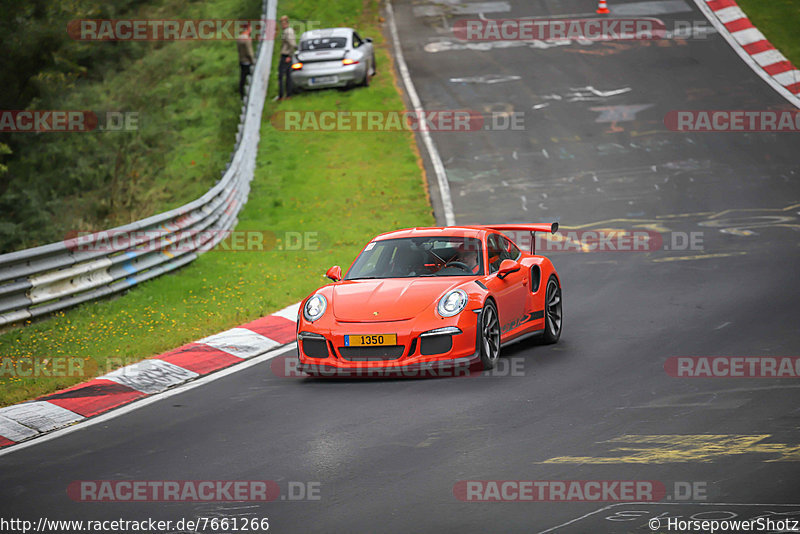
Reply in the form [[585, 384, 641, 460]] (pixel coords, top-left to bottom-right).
[[652, 251, 748, 262], [540, 434, 800, 464], [619, 385, 800, 410]]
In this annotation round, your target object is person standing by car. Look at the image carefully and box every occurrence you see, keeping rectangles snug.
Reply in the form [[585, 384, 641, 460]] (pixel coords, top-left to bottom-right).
[[278, 15, 296, 99], [237, 24, 255, 99]]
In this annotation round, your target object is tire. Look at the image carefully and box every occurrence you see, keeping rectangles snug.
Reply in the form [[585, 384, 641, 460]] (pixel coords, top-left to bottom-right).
[[478, 300, 501, 370], [288, 75, 302, 96], [541, 276, 562, 344], [360, 55, 375, 87]]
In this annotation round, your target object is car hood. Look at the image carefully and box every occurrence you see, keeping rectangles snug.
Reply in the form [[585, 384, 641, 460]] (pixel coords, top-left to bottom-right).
[[331, 278, 466, 322]]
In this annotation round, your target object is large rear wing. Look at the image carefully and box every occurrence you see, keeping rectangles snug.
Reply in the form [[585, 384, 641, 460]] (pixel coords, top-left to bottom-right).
[[479, 223, 559, 254]]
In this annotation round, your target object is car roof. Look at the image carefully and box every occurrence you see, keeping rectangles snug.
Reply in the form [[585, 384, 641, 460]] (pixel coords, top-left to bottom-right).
[[373, 227, 487, 241], [300, 28, 353, 40]]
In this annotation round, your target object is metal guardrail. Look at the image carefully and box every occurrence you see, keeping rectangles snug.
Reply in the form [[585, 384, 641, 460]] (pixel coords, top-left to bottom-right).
[[0, 0, 277, 328]]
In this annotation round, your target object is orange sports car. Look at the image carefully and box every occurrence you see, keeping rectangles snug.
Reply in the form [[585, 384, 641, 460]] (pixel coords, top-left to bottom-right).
[[296, 224, 562, 377]]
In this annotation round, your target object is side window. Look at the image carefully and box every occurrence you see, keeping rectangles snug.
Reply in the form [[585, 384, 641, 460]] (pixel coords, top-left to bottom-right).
[[500, 236, 521, 261], [352, 32, 362, 48], [487, 234, 504, 273]]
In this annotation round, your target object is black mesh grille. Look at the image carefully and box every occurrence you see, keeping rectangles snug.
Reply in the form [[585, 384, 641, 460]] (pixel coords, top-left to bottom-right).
[[338, 345, 405, 361], [301, 338, 328, 358], [420, 335, 453, 356]]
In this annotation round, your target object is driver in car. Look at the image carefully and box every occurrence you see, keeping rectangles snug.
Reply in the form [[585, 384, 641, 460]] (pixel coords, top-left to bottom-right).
[[451, 248, 480, 274], [463, 249, 480, 273]]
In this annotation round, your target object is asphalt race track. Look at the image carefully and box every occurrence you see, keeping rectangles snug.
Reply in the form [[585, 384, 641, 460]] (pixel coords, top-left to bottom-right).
[[2, 0, 799, 532]]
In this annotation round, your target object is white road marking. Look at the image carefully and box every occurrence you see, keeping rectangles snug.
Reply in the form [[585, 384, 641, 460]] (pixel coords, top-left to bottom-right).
[[571, 86, 632, 98], [0, 344, 297, 458], [387, 1, 456, 225], [199, 328, 279, 359], [773, 70, 800, 87], [538, 503, 800, 534], [0, 401, 84, 433], [591, 104, 654, 122], [100, 359, 200, 395], [731, 27, 766, 47], [0, 415, 39, 442], [714, 6, 746, 24], [751, 49, 788, 68], [450, 74, 521, 84], [610, 0, 692, 16], [413, 1, 510, 17], [692, 0, 800, 107], [273, 302, 301, 321]]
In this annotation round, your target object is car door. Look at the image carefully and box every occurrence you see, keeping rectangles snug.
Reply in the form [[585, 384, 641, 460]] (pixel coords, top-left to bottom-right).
[[484, 234, 528, 337]]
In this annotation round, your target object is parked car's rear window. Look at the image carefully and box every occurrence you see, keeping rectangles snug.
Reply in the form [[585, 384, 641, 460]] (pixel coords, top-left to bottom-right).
[[300, 37, 348, 50]]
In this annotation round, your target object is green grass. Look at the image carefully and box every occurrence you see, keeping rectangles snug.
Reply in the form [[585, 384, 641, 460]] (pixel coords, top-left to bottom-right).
[[736, 0, 800, 67], [0, 0, 260, 251], [0, 0, 434, 406]]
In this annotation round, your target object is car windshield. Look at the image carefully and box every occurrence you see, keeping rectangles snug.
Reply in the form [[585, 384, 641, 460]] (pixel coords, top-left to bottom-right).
[[346, 237, 484, 279], [299, 37, 348, 50]]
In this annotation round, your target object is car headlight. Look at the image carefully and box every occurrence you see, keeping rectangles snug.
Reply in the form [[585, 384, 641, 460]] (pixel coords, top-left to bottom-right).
[[437, 289, 468, 318], [303, 294, 327, 322]]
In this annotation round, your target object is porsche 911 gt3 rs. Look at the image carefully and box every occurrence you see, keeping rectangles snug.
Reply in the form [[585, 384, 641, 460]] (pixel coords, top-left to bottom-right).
[[296, 224, 562, 376]]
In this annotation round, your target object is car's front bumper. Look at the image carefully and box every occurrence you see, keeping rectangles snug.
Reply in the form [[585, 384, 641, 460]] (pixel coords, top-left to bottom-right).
[[296, 311, 483, 377]]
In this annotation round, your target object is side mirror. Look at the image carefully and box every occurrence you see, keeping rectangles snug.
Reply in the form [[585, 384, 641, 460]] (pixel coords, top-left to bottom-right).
[[325, 265, 342, 281], [497, 259, 520, 280], [365, 37, 373, 43]]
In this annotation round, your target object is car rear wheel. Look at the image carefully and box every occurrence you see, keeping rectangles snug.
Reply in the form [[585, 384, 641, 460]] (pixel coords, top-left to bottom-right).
[[541, 276, 562, 344], [361, 54, 375, 87], [479, 300, 501, 369]]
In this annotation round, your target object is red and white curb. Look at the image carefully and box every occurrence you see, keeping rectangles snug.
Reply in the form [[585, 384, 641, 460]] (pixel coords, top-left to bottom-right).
[[695, 0, 800, 107], [0, 303, 300, 450]]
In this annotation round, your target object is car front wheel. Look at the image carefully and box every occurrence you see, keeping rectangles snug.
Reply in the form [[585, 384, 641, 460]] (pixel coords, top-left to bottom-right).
[[478, 300, 501, 369], [541, 276, 562, 344]]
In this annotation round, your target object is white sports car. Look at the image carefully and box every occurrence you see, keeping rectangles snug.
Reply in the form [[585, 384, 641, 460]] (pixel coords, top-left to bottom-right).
[[289, 27, 376, 92]]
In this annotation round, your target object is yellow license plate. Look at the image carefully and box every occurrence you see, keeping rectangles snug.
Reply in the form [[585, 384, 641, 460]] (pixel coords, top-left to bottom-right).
[[345, 334, 397, 347]]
